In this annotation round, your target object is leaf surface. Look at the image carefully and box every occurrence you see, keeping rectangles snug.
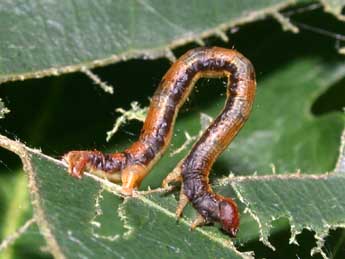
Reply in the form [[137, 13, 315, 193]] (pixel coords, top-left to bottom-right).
[[0, 0, 312, 83], [0, 135, 251, 258], [216, 172, 345, 256]]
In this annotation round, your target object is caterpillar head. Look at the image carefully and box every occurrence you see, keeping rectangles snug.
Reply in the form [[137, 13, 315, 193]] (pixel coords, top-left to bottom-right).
[[218, 197, 240, 237]]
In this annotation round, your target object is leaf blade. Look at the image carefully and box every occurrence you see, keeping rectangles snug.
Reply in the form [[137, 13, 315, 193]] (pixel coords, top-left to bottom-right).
[[0, 135, 250, 258], [1, 0, 308, 83]]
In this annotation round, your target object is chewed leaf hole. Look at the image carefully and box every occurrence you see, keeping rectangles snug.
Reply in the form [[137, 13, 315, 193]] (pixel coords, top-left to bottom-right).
[[90, 189, 126, 240], [238, 218, 322, 259]]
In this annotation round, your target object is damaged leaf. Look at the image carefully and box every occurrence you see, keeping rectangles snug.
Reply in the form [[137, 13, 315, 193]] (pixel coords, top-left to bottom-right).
[[1, 2, 345, 258], [0, 135, 251, 259], [216, 172, 345, 257]]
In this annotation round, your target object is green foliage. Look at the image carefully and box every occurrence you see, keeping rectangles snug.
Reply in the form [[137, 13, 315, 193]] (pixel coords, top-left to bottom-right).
[[0, 0, 308, 82], [1, 1, 345, 259]]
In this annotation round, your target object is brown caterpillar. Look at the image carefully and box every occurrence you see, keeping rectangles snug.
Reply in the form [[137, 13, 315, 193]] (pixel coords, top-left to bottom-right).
[[64, 46, 256, 236]]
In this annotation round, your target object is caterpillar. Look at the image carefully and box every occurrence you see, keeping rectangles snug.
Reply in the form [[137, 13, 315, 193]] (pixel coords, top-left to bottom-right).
[[64, 46, 256, 236]]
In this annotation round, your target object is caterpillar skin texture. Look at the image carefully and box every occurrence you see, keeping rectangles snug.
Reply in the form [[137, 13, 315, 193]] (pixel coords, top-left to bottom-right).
[[64, 46, 256, 236]]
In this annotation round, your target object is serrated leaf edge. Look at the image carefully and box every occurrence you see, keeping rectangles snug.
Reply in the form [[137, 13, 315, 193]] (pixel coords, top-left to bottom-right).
[[226, 172, 345, 259], [0, 134, 253, 259]]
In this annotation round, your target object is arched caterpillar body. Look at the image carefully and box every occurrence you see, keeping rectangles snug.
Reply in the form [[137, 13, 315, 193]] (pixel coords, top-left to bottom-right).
[[64, 46, 256, 236]]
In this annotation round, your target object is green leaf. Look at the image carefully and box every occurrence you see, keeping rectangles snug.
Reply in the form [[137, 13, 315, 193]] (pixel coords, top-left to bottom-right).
[[1, 48, 345, 257], [1, 2, 345, 258], [0, 0, 313, 83], [224, 57, 345, 174], [216, 172, 345, 257], [141, 50, 345, 192], [0, 135, 251, 259], [0, 172, 30, 259], [335, 128, 345, 173]]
